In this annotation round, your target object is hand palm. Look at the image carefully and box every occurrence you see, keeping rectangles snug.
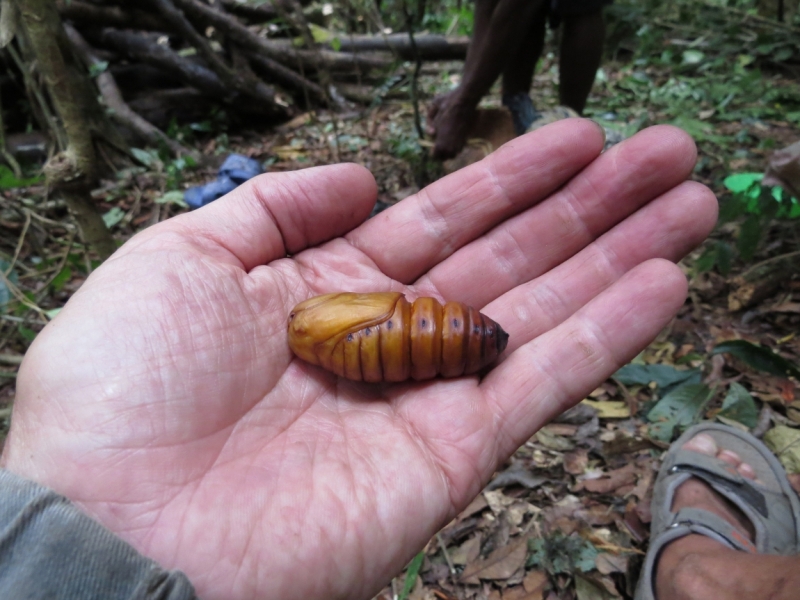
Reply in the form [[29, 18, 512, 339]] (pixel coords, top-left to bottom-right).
[[3, 122, 717, 600]]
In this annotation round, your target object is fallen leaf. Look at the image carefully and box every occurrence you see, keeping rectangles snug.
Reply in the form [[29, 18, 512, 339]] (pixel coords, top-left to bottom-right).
[[563, 449, 590, 475], [487, 463, 548, 491], [484, 490, 517, 514], [450, 534, 482, 566], [595, 553, 630, 575], [523, 570, 548, 594], [535, 428, 575, 451], [460, 538, 529, 584], [764, 425, 800, 474], [581, 400, 630, 419], [577, 463, 637, 494], [542, 423, 579, 436], [575, 574, 621, 600]]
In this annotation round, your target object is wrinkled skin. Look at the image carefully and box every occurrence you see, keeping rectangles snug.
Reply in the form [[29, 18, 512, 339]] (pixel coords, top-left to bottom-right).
[[2, 121, 717, 600]]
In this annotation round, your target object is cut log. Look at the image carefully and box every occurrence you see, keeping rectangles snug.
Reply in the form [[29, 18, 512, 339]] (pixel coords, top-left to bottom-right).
[[728, 250, 800, 310], [331, 33, 469, 60]]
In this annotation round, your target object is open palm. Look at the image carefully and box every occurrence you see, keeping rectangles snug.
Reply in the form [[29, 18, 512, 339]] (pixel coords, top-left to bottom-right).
[[2, 121, 716, 600]]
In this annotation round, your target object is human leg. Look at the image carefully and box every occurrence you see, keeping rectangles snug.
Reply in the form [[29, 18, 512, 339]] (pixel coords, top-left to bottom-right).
[[558, 8, 605, 113], [638, 426, 800, 600], [429, 0, 547, 158]]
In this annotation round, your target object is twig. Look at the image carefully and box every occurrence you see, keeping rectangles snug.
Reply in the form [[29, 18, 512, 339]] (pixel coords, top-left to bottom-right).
[[5, 209, 30, 277], [436, 532, 456, 581], [35, 228, 76, 301], [400, 0, 424, 140], [0, 354, 23, 365]]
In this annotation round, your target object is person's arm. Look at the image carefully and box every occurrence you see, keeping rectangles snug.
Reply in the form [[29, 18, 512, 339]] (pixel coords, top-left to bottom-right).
[[0, 470, 196, 600]]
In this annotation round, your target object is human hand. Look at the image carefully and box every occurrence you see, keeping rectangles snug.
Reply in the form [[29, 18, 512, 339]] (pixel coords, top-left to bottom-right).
[[427, 91, 477, 159], [2, 120, 717, 600]]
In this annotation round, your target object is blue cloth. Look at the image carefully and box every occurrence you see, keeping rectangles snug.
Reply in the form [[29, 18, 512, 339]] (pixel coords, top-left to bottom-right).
[[185, 154, 263, 210]]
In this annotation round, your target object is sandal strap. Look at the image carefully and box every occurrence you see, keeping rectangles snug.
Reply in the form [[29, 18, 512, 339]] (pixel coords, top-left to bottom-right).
[[664, 449, 768, 518], [668, 507, 757, 553]]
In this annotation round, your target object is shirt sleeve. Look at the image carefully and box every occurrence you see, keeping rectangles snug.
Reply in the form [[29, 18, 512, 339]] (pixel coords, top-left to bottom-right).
[[0, 469, 198, 600]]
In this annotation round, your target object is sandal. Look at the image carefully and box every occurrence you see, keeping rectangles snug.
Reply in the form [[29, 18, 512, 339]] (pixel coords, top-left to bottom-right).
[[635, 422, 800, 600]]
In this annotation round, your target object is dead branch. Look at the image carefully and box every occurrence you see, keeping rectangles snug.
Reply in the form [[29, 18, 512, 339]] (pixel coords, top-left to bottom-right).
[[147, 0, 290, 116], [89, 28, 230, 100], [333, 33, 469, 60], [56, 0, 167, 32], [65, 24, 197, 160], [170, 0, 392, 72]]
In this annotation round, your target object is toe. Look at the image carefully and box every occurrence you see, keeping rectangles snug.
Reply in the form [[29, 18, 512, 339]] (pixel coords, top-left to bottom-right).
[[737, 462, 756, 480], [683, 433, 718, 455], [717, 449, 743, 468]]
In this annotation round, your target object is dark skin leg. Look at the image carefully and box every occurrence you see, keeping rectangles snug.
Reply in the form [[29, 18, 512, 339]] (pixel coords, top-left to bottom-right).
[[500, 3, 547, 97], [558, 9, 605, 114], [428, 0, 547, 159]]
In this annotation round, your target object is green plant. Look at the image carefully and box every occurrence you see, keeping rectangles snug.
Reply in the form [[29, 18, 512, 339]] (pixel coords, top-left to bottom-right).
[[696, 173, 800, 273]]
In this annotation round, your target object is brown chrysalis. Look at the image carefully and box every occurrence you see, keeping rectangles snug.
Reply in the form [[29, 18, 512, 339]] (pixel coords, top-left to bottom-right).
[[287, 292, 509, 382]]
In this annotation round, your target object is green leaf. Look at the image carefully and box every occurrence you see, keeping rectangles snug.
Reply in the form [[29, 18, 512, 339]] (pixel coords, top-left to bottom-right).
[[45, 308, 62, 320], [50, 266, 72, 292], [682, 50, 705, 65], [764, 426, 800, 474], [89, 60, 109, 78], [155, 190, 188, 208], [0, 165, 43, 189], [712, 340, 800, 379], [17, 325, 36, 343], [647, 383, 714, 442], [737, 213, 761, 260], [613, 364, 701, 389], [718, 382, 759, 428], [724, 173, 763, 195], [397, 552, 424, 600], [331, 36, 342, 52], [694, 245, 717, 273], [131, 148, 161, 168], [102, 207, 126, 229]]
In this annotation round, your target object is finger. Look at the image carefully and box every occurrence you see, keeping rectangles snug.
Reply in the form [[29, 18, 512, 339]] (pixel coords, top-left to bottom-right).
[[347, 119, 605, 283], [480, 259, 687, 459], [486, 181, 717, 353], [168, 164, 377, 270], [414, 125, 699, 306]]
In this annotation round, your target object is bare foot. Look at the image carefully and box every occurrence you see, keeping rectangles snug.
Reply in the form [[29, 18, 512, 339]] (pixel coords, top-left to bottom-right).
[[654, 433, 758, 599]]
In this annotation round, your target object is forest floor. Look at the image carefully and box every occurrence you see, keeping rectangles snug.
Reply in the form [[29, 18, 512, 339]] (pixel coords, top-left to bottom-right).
[[1, 36, 800, 600]]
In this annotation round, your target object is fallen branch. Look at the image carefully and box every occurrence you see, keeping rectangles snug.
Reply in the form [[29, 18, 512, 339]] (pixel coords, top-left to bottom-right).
[[65, 24, 197, 160], [89, 28, 230, 99], [56, 0, 167, 32], [171, 0, 392, 72], [333, 33, 469, 60]]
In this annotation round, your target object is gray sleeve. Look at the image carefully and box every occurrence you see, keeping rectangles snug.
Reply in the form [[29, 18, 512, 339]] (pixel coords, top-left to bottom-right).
[[0, 469, 197, 600]]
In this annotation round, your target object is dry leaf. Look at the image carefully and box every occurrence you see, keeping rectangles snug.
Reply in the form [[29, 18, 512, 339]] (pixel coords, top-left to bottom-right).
[[581, 400, 631, 419], [451, 534, 482, 566], [459, 538, 529, 584], [563, 449, 589, 475], [535, 428, 575, 451], [577, 464, 637, 494], [595, 553, 629, 575], [523, 570, 548, 595]]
